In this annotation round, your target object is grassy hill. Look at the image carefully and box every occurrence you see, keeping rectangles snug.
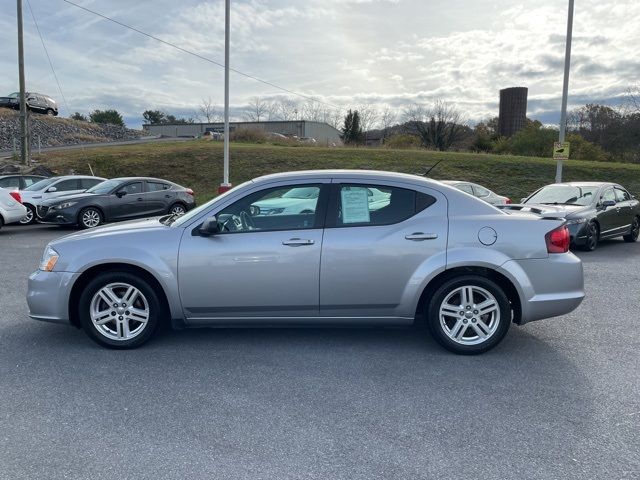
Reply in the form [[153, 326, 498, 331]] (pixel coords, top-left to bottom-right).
[[34, 140, 640, 204]]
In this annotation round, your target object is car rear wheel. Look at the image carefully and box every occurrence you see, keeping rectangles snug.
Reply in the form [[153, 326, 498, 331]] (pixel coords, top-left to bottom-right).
[[581, 221, 599, 251], [168, 203, 186, 215], [426, 275, 511, 354], [78, 272, 161, 349], [19, 204, 36, 225], [79, 207, 102, 229], [46, 109, 55, 116], [623, 217, 639, 243]]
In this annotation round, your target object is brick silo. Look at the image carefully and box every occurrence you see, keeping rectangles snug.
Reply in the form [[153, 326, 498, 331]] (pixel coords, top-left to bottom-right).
[[498, 87, 528, 137]]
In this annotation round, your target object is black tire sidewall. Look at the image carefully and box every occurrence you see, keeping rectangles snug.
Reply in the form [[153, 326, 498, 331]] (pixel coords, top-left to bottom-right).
[[624, 217, 639, 242], [427, 275, 511, 355], [78, 271, 161, 349], [78, 207, 102, 229], [582, 222, 598, 251]]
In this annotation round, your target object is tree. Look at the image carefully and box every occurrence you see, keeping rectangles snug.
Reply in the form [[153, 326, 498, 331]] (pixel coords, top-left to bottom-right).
[[273, 98, 299, 120], [143, 110, 166, 125], [70, 112, 87, 122], [164, 114, 195, 124], [380, 107, 397, 138], [243, 97, 270, 122], [341, 109, 363, 145], [402, 100, 466, 151], [626, 85, 640, 113], [199, 97, 219, 122], [90, 109, 125, 127]]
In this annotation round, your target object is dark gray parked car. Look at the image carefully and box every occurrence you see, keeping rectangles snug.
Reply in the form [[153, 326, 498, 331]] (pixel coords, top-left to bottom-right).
[[521, 182, 640, 251], [38, 177, 196, 229], [0, 92, 58, 116]]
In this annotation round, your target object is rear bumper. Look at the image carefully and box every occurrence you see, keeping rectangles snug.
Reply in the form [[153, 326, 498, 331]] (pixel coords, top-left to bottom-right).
[[27, 270, 79, 324], [1, 204, 27, 224], [499, 253, 584, 324]]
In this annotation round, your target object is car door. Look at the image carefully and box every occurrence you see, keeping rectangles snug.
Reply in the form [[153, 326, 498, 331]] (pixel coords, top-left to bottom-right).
[[614, 187, 634, 230], [146, 181, 173, 215], [42, 178, 80, 201], [597, 187, 623, 238], [109, 181, 145, 220], [320, 180, 448, 319], [177, 181, 330, 322]]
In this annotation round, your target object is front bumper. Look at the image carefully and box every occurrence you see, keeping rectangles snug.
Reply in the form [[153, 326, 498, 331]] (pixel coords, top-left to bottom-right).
[[27, 270, 80, 324], [567, 222, 589, 246], [499, 253, 584, 324], [38, 206, 77, 225]]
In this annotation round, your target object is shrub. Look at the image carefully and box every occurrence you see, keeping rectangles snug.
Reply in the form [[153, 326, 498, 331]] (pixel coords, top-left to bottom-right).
[[383, 134, 422, 149], [229, 128, 267, 143], [566, 133, 609, 161]]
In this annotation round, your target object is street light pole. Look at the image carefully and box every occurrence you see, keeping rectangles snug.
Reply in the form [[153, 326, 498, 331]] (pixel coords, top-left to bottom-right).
[[555, 0, 574, 183], [219, 0, 231, 193], [17, 0, 28, 165]]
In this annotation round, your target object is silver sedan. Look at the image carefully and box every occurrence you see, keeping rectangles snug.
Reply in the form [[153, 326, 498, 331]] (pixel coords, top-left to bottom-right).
[[441, 180, 511, 205], [27, 170, 584, 354]]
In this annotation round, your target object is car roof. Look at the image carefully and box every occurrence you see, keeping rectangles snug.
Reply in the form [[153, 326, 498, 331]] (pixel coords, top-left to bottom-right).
[[110, 177, 173, 183], [50, 175, 105, 180], [0, 174, 46, 178], [252, 170, 447, 189]]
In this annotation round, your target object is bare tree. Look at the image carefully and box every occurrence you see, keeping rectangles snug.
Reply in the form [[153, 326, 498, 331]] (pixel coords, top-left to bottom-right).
[[380, 106, 397, 137], [323, 108, 343, 129], [272, 98, 299, 120], [402, 100, 466, 151], [626, 85, 640, 113], [199, 97, 219, 122], [357, 105, 379, 133], [243, 96, 270, 122], [301, 99, 324, 122]]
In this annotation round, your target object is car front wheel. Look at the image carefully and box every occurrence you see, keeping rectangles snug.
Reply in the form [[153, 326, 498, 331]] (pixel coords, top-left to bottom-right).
[[427, 275, 511, 355], [78, 272, 162, 349], [79, 207, 102, 229], [582, 221, 599, 251]]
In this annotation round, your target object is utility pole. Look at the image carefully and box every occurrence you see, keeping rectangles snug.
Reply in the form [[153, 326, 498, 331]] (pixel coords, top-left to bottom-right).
[[17, 0, 29, 165], [555, 0, 574, 183], [219, 0, 231, 194]]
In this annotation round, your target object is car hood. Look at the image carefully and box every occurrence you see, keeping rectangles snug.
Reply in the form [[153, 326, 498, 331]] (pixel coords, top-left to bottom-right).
[[40, 192, 103, 206], [50, 217, 169, 246]]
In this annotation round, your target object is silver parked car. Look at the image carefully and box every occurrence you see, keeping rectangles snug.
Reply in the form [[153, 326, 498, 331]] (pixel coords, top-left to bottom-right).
[[27, 170, 584, 354], [441, 181, 511, 205]]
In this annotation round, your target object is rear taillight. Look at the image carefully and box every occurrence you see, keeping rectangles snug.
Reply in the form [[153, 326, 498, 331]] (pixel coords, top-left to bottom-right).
[[9, 191, 22, 204], [505, 198, 512, 204], [186, 188, 194, 196], [546, 225, 570, 253]]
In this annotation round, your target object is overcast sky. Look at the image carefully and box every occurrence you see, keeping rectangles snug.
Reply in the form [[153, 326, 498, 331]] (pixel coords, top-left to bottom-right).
[[1, 0, 638, 128]]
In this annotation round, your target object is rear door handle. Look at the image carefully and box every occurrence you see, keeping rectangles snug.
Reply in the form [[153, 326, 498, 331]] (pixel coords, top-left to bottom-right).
[[405, 232, 438, 241], [282, 238, 315, 246]]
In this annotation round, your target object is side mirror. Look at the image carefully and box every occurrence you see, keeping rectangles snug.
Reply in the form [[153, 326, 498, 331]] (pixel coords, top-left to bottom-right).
[[199, 216, 220, 236], [46, 186, 57, 193], [116, 190, 127, 198], [601, 200, 616, 208]]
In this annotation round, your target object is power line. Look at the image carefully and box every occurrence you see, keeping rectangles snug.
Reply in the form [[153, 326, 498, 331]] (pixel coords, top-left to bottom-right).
[[26, 0, 72, 117], [60, 0, 341, 110]]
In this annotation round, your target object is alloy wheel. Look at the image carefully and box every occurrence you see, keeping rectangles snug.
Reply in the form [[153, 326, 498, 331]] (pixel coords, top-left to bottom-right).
[[170, 204, 186, 215], [19, 206, 34, 225], [82, 209, 101, 228], [90, 283, 150, 341], [438, 285, 500, 346]]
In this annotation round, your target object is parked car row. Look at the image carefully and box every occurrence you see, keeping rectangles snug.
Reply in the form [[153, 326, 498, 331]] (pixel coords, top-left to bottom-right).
[[0, 175, 196, 230]]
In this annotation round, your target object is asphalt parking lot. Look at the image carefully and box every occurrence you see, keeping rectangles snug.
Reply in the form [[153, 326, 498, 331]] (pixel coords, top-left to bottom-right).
[[0, 224, 638, 480]]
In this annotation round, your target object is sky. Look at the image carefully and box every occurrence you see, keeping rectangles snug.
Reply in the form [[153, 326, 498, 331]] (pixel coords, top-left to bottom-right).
[[1, 0, 638, 129]]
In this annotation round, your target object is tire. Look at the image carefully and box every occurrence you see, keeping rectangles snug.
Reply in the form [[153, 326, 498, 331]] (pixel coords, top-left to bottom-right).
[[168, 202, 186, 215], [623, 216, 640, 243], [580, 221, 599, 251], [46, 109, 55, 116], [19, 204, 36, 225], [78, 271, 162, 349], [78, 207, 103, 229], [0, 215, 3, 230], [426, 275, 511, 355]]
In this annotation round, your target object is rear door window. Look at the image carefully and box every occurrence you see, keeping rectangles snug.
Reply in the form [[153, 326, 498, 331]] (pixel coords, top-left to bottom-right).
[[615, 188, 631, 202], [0, 177, 20, 189], [54, 179, 80, 191]]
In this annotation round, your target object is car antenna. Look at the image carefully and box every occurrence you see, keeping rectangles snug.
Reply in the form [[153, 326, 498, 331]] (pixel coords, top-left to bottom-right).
[[418, 160, 442, 177]]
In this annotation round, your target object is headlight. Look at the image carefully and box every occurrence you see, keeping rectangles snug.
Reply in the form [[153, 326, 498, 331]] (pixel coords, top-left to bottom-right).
[[53, 201, 77, 210], [39, 246, 59, 272], [565, 218, 587, 225]]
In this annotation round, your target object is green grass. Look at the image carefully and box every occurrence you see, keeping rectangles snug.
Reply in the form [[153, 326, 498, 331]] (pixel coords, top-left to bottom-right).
[[34, 140, 640, 205]]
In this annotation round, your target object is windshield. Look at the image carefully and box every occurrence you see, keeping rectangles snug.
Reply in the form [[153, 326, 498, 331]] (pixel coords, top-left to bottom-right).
[[86, 179, 119, 194], [525, 185, 598, 206], [171, 180, 253, 227], [7, 92, 18, 98], [281, 187, 319, 199], [24, 177, 57, 191]]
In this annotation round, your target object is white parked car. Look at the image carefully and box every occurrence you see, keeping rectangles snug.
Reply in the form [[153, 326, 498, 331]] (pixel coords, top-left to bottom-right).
[[0, 188, 27, 229], [441, 181, 511, 206], [18, 175, 105, 224]]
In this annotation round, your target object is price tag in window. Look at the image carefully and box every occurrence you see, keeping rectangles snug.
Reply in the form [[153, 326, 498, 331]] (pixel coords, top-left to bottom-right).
[[341, 187, 370, 224]]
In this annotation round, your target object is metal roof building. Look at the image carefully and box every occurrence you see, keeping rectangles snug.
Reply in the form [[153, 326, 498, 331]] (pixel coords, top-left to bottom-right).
[[143, 120, 342, 146]]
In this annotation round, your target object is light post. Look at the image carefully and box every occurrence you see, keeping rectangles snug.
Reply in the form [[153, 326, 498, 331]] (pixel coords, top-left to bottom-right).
[[219, 0, 232, 194], [17, 0, 28, 165], [555, 0, 574, 183]]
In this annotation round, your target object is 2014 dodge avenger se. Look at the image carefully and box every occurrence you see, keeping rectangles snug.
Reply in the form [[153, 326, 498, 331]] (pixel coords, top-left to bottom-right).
[[27, 170, 585, 354]]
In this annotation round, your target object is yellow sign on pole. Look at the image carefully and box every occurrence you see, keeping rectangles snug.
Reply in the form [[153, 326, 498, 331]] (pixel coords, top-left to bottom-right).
[[553, 141, 570, 160]]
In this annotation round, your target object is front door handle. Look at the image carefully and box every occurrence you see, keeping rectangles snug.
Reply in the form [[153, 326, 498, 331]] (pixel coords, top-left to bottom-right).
[[282, 238, 315, 247], [405, 232, 438, 241], [137, 197, 144, 201]]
